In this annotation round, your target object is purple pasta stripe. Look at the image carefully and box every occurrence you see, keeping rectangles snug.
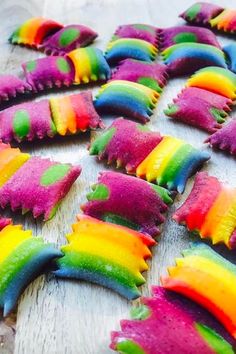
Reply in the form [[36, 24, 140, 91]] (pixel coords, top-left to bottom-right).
[[206, 118, 236, 155], [0, 75, 31, 102]]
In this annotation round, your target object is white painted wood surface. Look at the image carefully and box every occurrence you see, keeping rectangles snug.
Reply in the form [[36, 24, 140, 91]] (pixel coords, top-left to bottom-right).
[[0, 0, 236, 353]]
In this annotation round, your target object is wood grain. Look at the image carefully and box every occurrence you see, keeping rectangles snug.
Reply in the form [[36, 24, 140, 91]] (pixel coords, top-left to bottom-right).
[[0, 0, 235, 353]]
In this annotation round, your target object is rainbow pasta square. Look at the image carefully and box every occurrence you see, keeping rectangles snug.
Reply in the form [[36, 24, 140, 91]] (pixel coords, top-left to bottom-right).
[[0, 222, 62, 316], [94, 80, 159, 122], [160, 25, 220, 50], [206, 118, 236, 155], [81, 171, 172, 237], [55, 215, 155, 300], [9, 17, 97, 54], [162, 43, 227, 77], [0, 153, 81, 220], [180, 3, 224, 25], [110, 286, 235, 353], [111, 59, 168, 93], [164, 87, 232, 133], [187, 67, 236, 100], [173, 171, 236, 249], [162, 243, 236, 339], [90, 118, 162, 173], [113, 24, 159, 46]]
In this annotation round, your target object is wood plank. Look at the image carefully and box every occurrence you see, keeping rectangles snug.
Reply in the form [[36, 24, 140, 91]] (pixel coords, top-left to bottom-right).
[[0, 0, 235, 353]]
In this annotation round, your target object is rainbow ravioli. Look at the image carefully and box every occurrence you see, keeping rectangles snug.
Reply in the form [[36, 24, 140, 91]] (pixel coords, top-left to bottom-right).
[[9, 17, 63, 47], [90, 118, 162, 173], [173, 171, 236, 249], [81, 171, 172, 237], [54, 214, 155, 300], [9, 18, 97, 54], [206, 118, 236, 155], [105, 38, 158, 65], [111, 59, 168, 93], [94, 80, 159, 122], [160, 25, 220, 50], [162, 243, 236, 339], [165, 87, 232, 133], [0, 223, 62, 316], [136, 136, 210, 193], [113, 24, 159, 46], [110, 286, 235, 354], [187, 66, 236, 100], [162, 43, 227, 77]]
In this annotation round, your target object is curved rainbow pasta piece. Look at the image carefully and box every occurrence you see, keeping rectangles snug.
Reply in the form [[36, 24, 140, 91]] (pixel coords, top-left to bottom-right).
[[0, 156, 81, 220], [90, 118, 162, 173], [161, 243, 236, 339], [0, 223, 62, 316], [136, 136, 210, 193], [40, 25, 98, 55], [113, 23, 159, 46], [0, 91, 103, 143], [162, 43, 227, 76], [210, 9, 236, 33], [110, 286, 235, 353], [105, 38, 158, 65], [0, 75, 32, 102], [94, 80, 159, 122], [224, 44, 236, 73], [160, 25, 220, 50], [187, 66, 236, 99], [54, 214, 155, 300], [164, 87, 232, 133], [9, 18, 97, 54], [9, 17, 63, 47], [206, 118, 236, 155], [81, 171, 172, 237], [111, 59, 168, 93], [173, 172, 236, 249], [180, 3, 224, 25], [22, 47, 110, 91]]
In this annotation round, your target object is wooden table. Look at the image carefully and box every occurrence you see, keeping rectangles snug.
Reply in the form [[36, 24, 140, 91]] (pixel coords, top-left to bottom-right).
[[1, 0, 236, 353]]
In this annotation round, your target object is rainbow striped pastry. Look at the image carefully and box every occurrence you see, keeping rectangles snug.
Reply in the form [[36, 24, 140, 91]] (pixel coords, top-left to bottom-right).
[[224, 44, 236, 73], [105, 38, 158, 65], [0, 222, 62, 316], [111, 59, 168, 93], [9, 17, 97, 54], [22, 47, 110, 91], [160, 25, 220, 50], [81, 171, 172, 237], [90, 118, 162, 173], [206, 118, 236, 155], [113, 24, 159, 46], [0, 75, 32, 102], [187, 67, 236, 100], [110, 286, 235, 354], [136, 136, 210, 193], [162, 243, 236, 339], [165, 87, 232, 133], [94, 80, 159, 122], [90, 120, 210, 192], [0, 142, 81, 220], [173, 172, 236, 249], [54, 214, 155, 300], [9, 17, 63, 47], [0, 91, 102, 142], [162, 43, 227, 76], [180, 3, 236, 34]]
